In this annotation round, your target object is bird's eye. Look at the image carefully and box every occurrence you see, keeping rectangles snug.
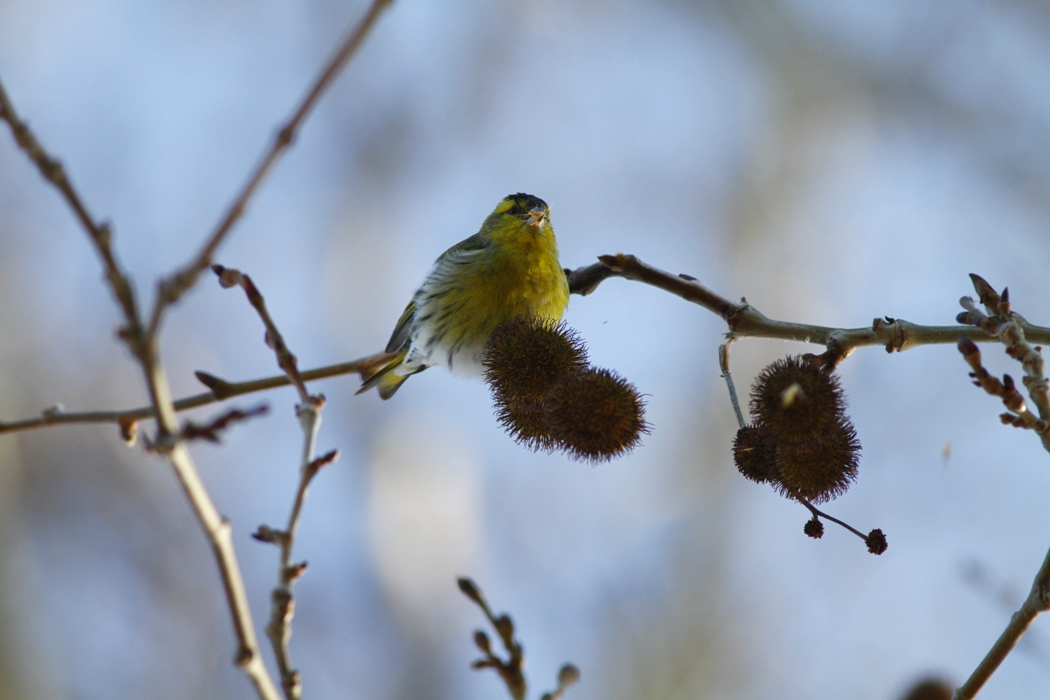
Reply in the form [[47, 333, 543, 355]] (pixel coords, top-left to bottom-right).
[[503, 194, 548, 219]]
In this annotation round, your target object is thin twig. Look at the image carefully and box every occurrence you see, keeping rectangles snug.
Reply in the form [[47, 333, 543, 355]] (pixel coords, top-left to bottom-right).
[[459, 578, 529, 700], [0, 71, 281, 700], [261, 444, 338, 700], [180, 404, 271, 444], [953, 275, 1050, 697], [0, 352, 393, 437], [146, 0, 394, 339], [799, 500, 865, 540], [212, 265, 311, 403], [0, 77, 144, 350], [955, 544, 1050, 699], [214, 263, 337, 700], [458, 578, 581, 700], [958, 275, 1050, 452], [718, 340, 746, 428], [566, 256, 1050, 352], [0, 1, 392, 695], [962, 561, 1050, 672], [142, 360, 282, 700]]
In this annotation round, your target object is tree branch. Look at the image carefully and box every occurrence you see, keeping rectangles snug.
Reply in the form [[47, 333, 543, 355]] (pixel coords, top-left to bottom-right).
[[211, 263, 338, 699], [0, 2, 393, 696], [1, 74, 281, 699], [567, 255, 1050, 352], [0, 353, 392, 437], [146, 0, 394, 340], [0, 76, 144, 351], [9, 254, 1048, 439], [953, 275, 1050, 698], [140, 355, 282, 700], [955, 544, 1050, 699]]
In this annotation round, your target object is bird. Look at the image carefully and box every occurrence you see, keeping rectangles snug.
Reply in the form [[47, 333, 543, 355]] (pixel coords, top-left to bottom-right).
[[357, 193, 570, 399]]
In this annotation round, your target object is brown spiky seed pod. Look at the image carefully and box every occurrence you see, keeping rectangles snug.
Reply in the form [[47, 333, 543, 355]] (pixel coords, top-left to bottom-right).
[[803, 517, 824, 539], [483, 316, 589, 404], [865, 528, 888, 555], [483, 316, 590, 452], [773, 415, 861, 503], [733, 425, 778, 484], [546, 368, 649, 463], [494, 400, 561, 453], [750, 355, 846, 444]]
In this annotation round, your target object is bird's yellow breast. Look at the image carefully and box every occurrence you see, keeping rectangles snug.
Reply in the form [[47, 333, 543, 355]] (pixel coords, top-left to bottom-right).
[[419, 219, 569, 368]]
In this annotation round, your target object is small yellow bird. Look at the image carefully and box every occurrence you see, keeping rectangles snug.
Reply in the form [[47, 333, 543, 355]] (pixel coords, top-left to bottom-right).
[[358, 193, 570, 399]]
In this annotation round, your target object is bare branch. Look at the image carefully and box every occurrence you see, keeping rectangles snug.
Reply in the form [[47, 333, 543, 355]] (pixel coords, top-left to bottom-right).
[[460, 577, 581, 700], [263, 394, 330, 700], [13, 253, 1043, 440], [567, 256, 1050, 353], [180, 404, 270, 444], [0, 352, 393, 437], [1, 2, 393, 696], [955, 545, 1050, 699], [718, 340, 746, 428], [146, 0, 394, 339], [0, 71, 281, 699], [139, 353, 282, 700], [0, 76, 144, 350], [459, 577, 529, 700], [953, 275, 1050, 697], [212, 262, 339, 699], [957, 276, 1050, 452], [259, 446, 338, 700], [211, 265, 311, 403]]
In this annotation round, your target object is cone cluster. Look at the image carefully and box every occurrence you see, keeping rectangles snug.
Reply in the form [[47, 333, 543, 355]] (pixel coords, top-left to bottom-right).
[[734, 355, 861, 503], [484, 316, 648, 462]]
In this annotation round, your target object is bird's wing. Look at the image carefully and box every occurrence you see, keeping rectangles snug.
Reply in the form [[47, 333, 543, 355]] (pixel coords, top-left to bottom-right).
[[434, 232, 489, 265], [384, 301, 416, 354], [384, 234, 490, 354]]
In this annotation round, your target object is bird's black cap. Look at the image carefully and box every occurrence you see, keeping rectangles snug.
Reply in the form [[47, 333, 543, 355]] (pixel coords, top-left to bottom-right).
[[505, 193, 548, 217]]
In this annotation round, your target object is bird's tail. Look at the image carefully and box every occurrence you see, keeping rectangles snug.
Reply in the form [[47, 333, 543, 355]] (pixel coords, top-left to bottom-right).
[[356, 348, 422, 399]]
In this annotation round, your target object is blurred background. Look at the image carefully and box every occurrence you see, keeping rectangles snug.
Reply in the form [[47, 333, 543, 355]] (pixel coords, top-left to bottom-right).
[[2, 0, 1050, 698]]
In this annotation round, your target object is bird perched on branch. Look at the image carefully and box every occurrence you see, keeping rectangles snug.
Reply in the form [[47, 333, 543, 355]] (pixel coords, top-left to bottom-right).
[[358, 193, 569, 399]]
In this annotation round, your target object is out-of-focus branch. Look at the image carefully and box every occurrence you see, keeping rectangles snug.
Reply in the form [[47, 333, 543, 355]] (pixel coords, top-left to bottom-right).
[[957, 274, 1050, 452], [0, 77, 144, 350], [458, 577, 527, 700], [124, 338, 281, 698], [0, 2, 392, 696], [255, 448, 338, 700], [212, 264, 337, 700], [146, 0, 394, 340], [0, 352, 394, 437], [458, 577, 581, 700], [953, 274, 1050, 698], [164, 441, 279, 700], [211, 265, 312, 403], [179, 404, 270, 444], [954, 545, 1050, 700], [0, 71, 281, 700]]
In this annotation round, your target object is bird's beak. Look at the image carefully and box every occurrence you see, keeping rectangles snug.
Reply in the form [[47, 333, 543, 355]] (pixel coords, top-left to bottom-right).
[[526, 207, 546, 228]]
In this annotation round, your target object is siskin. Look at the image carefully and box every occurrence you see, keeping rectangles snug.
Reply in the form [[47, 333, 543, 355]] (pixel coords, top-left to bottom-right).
[[358, 193, 570, 399]]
